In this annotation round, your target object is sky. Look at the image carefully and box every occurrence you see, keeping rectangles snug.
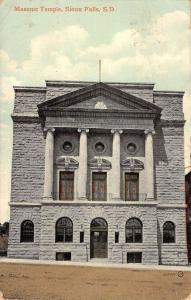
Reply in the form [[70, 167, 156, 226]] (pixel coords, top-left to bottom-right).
[[0, 0, 191, 222]]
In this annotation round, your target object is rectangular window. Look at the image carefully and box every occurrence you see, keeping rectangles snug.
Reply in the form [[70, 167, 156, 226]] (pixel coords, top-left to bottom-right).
[[92, 172, 107, 201], [115, 232, 119, 243], [80, 231, 84, 243], [127, 252, 142, 263], [125, 173, 139, 201], [59, 171, 74, 200], [56, 252, 71, 261]]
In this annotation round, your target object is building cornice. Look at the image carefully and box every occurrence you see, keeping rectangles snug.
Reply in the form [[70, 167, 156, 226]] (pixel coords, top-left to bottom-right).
[[159, 119, 185, 127], [40, 108, 159, 120], [154, 91, 184, 97], [11, 113, 40, 122], [13, 87, 46, 93]]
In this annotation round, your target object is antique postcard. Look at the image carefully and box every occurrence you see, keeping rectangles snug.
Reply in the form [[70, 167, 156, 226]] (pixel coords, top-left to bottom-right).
[[0, 0, 191, 299]]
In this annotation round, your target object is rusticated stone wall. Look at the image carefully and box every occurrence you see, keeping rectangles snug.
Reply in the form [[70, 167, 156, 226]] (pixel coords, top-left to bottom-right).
[[8, 81, 188, 265], [11, 121, 45, 203]]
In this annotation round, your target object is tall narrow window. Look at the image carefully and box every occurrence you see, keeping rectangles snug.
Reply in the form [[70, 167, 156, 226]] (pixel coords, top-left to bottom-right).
[[80, 232, 84, 243], [92, 172, 107, 201], [115, 232, 119, 243], [163, 221, 175, 243], [59, 171, 74, 200], [20, 220, 34, 243], [126, 218, 142, 243], [55, 217, 73, 243], [125, 173, 139, 201]]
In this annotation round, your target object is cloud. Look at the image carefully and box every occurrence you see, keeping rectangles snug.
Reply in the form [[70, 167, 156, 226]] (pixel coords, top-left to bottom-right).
[[20, 25, 89, 83], [0, 12, 191, 221], [0, 49, 17, 72], [1, 10, 187, 87], [0, 76, 20, 103], [151, 10, 190, 50]]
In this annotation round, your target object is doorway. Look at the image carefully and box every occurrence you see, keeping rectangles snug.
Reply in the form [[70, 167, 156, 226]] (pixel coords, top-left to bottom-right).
[[90, 218, 108, 259]]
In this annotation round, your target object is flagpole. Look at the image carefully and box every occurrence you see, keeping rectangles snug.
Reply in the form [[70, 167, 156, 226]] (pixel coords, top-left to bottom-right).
[[99, 60, 101, 82]]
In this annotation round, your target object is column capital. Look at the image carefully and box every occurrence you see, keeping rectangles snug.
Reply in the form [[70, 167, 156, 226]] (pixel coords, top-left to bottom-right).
[[144, 129, 155, 136], [77, 128, 89, 134], [44, 127, 55, 134], [111, 129, 123, 135]]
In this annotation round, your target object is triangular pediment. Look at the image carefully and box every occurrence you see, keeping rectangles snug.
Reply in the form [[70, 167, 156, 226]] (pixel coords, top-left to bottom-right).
[[68, 95, 134, 111], [38, 82, 161, 116]]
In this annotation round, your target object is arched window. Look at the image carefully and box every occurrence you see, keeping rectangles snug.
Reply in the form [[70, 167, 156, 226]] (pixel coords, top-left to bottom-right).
[[55, 217, 73, 243], [91, 218, 108, 231], [126, 218, 142, 243], [20, 220, 34, 242], [163, 221, 175, 243]]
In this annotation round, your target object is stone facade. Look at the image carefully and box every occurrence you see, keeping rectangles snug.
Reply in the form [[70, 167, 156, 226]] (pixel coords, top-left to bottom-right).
[[8, 81, 188, 265]]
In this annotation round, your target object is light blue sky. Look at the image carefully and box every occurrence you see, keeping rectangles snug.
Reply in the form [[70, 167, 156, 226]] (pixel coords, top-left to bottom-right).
[[0, 0, 191, 222]]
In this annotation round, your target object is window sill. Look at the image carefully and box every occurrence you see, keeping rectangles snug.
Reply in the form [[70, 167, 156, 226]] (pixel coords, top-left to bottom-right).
[[55, 241, 73, 243]]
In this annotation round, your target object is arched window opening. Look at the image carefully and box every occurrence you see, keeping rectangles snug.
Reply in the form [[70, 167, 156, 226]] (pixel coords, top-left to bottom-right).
[[20, 220, 34, 243], [126, 218, 142, 243], [91, 218, 108, 231], [163, 221, 175, 243], [55, 217, 73, 243]]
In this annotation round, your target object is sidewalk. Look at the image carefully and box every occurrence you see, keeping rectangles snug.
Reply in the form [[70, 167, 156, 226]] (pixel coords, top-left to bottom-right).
[[1, 257, 191, 272]]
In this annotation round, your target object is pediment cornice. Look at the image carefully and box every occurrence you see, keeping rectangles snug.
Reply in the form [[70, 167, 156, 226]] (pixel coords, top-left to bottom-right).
[[38, 82, 162, 119]]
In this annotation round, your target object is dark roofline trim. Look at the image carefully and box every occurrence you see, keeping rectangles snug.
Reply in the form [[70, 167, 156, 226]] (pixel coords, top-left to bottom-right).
[[154, 91, 184, 96], [45, 80, 155, 89], [14, 86, 46, 93]]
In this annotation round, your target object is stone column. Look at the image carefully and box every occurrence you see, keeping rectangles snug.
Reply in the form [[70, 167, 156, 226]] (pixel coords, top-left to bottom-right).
[[77, 128, 89, 200], [43, 128, 55, 199], [144, 129, 155, 200], [111, 129, 123, 200]]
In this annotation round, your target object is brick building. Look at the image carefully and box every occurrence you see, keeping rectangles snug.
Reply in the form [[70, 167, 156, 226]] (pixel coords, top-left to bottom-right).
[[8, 81, 188, 265]]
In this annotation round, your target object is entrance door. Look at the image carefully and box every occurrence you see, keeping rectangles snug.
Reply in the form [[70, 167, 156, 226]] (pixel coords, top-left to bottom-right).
[[90, 218, 108, 259]]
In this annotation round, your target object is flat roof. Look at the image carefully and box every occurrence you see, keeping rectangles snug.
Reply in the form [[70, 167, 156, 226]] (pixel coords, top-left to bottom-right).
[[13, 80, 184, 94]]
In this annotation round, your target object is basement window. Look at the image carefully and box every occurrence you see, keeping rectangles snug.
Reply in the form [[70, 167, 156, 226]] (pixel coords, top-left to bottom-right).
[[127, 252, 142, 263], [56, 252, 71, 261]]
